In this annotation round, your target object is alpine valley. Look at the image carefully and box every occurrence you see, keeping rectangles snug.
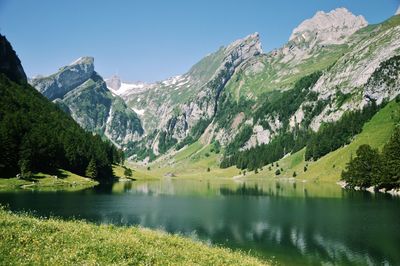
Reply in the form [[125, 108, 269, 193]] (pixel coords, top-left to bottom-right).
[[2, 4, 400, 266], [30, 8, 400, 185]]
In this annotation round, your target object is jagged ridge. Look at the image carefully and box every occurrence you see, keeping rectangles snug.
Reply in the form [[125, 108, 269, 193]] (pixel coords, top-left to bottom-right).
[[30, 58, 144, 146]]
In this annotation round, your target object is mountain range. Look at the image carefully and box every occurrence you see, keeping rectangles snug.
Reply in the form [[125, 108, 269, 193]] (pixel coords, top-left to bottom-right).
[[30, 8, 400, 169]]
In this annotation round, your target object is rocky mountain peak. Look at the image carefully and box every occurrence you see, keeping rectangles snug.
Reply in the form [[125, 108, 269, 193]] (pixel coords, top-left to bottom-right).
[[69, 56, 94, 66], [65, 56, 95, 76], [226, 32, 263, 55], [289, 7, 368, 45], [396, 6, 400, 15], [30, 56, 95, 100], [105, 75, 121, 91]]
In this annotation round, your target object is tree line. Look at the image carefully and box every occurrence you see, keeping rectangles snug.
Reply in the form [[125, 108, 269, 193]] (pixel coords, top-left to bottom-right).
[[342, 126, 400, 189], [221, 99, 382, 171], [305, 101, 381, 161], [220, 101, 381, 171]]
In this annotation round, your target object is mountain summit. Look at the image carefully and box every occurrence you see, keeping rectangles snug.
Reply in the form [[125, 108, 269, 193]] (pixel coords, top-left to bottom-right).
[[31, 56, 95, 100], [30, 57, 144, 146], [289, 8, 367, 45]]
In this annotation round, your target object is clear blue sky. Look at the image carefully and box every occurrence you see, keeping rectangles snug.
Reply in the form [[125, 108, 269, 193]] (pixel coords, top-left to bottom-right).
[[0, 0, 398, 82]]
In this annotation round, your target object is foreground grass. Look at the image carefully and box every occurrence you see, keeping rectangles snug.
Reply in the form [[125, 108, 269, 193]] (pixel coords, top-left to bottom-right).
[[0, 169, 98, 191], [0, 209, 267, 266]]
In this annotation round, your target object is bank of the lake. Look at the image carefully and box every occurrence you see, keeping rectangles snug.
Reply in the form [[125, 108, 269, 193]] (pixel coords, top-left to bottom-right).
[[0, 169, 98, 192], [0, 208, 267, 266], [0, 165, 141, 192]]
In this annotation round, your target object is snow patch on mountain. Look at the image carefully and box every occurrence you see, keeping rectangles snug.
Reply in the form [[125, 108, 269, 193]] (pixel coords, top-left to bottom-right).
[[106, 76, 152, 98]]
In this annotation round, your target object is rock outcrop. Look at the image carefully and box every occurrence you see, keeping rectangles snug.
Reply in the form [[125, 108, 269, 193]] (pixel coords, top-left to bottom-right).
[[364, 55, 400, 104], [289, 8, 367, 45], [31, 57, 95, 100]]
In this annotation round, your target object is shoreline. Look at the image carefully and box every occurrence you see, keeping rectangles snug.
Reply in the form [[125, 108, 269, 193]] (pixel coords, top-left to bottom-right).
[[337, 181, 400, 196], [0, 170, 98, 192]]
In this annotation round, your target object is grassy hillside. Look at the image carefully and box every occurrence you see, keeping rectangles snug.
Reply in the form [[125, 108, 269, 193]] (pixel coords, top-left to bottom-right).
[[225, 43, 348, 100], [136, 100, 400, 184], [0, 209, 267, 266], [130, 140, 240, 180], [254, 100, 400, 182]]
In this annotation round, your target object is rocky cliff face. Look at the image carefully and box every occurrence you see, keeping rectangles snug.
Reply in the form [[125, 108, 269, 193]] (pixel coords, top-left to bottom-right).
[[118, 33, 263, 156], [30, 58, 144, 146], [31, 57, 95, 100], [0, 34, 27, 84], [364, 55, 400, 104], [308, 15, 400, 130]]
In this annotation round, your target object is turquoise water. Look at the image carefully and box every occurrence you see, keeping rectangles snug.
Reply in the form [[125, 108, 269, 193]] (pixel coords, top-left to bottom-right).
[[0, 179, 399, 265]]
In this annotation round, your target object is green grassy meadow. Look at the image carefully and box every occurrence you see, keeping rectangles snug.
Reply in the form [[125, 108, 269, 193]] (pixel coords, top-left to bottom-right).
[[0, 208, 268, 266], [0, 169, 98, 191]]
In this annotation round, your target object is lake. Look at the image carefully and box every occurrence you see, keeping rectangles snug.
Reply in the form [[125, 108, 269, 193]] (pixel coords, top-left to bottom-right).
[[1, 178, 399, 265]]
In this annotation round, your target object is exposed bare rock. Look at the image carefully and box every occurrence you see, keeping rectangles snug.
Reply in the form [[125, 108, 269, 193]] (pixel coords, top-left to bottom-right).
[[31, 57, 95, 100], [290, 8, 367, 45], [242, 125, 271, 150], [313, 25, 400, 101], [231, 113, 245, 130], [364, 55, 400, 104]]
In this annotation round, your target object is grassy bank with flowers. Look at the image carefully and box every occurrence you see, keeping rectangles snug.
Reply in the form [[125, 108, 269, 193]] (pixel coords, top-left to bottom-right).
[[0, 208, 268, 266]]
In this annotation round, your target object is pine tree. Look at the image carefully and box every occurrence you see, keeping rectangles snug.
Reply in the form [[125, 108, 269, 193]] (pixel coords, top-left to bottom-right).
[[381, 127, 400, 185], [19, 159, 32, 179], [341, 144, 381, 188], [123, 167, 132, 178], [85, 159, 97, 179]]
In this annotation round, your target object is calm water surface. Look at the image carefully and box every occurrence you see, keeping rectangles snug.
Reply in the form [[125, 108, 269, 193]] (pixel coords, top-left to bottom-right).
[[1, 178, 399, 265]]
